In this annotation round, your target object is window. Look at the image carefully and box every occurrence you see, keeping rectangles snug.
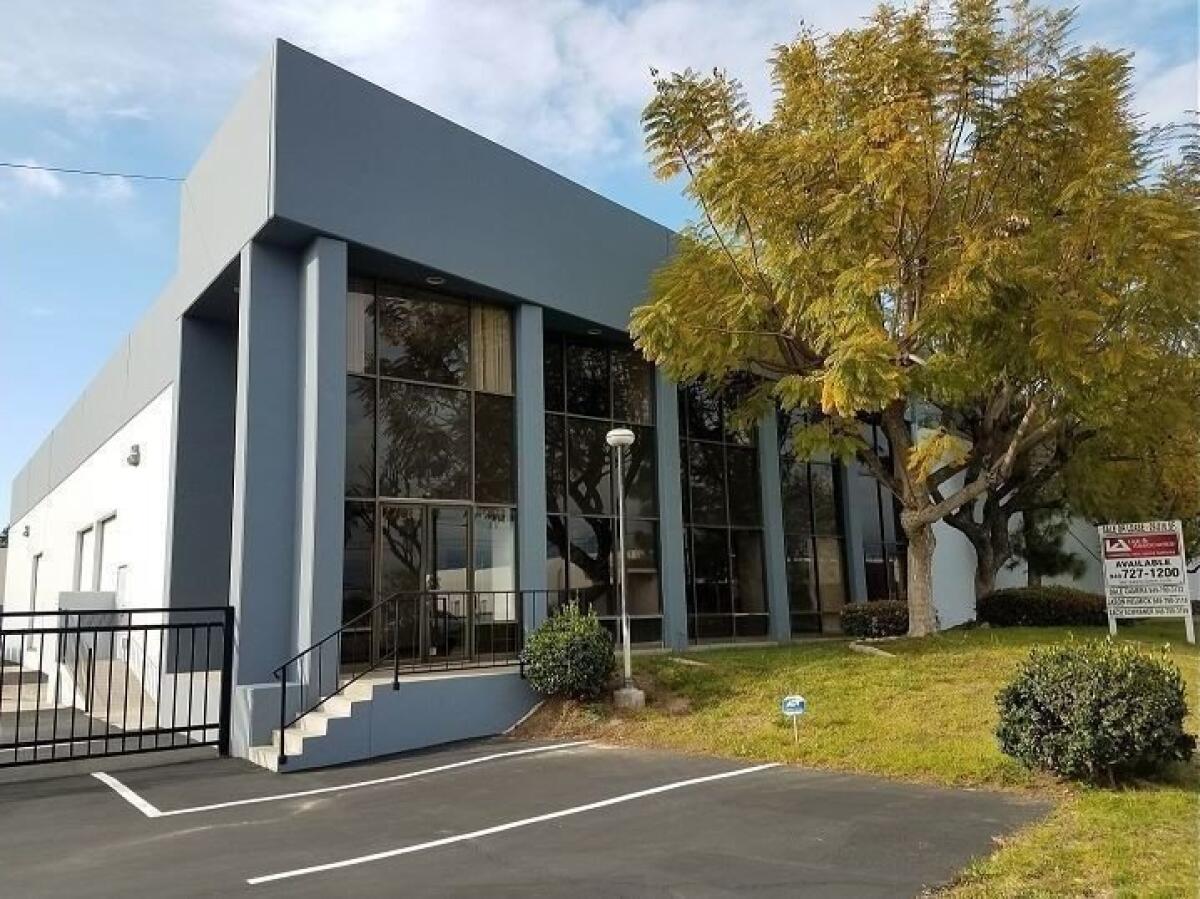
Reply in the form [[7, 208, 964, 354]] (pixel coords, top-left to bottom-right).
[[30, 553, 41, 607], [544, 333, 662, 645], [75, 526, 95, 591], [778, 407, 849, 634], [679, 382, 767, 642], [341, 278, 518, 667], [377, 288, 469, 385], [96, 515, 117, 592], [858, 421, 907, 602]]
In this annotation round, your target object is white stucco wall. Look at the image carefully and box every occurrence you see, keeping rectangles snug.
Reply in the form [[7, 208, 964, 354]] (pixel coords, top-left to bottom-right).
[[3, 386, 175, 618], [995, 515, 1105, 593]]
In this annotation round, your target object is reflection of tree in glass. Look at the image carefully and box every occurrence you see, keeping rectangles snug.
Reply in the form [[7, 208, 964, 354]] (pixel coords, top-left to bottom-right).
[[379, 507, 421, 596], [378, 383, 470, 499], [546, 516, 614, 606], [566, 345, 609, 416], [566, 420, 611, 515], [347, 376, 377, 494], [474, 394, 514, 504], [377, 294, 469, 385], [612, 348, 653, 423]]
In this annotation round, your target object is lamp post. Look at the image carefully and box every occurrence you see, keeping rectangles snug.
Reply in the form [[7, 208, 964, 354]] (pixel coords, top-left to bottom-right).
[[606, 427, 644, 709]]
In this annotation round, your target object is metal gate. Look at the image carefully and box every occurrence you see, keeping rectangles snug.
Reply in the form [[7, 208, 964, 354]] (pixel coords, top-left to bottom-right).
[[0, 606, 233, 767]]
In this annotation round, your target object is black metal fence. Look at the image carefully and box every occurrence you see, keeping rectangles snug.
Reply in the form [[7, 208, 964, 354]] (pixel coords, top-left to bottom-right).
[[0, 607, 233, 767]]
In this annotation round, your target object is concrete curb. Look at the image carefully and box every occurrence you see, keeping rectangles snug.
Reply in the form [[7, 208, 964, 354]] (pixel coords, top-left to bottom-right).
[[848, 642, 896, 658]]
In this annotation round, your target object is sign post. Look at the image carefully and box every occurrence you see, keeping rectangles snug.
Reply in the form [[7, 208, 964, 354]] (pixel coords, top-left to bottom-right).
[[1099, 520, 1195, 644], [781, 695, 806, 744]]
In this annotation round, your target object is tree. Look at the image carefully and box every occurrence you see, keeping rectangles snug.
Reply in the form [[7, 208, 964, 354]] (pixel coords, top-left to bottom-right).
[[631, 0, 1200, 636], [1007, 506, 1087, 587]]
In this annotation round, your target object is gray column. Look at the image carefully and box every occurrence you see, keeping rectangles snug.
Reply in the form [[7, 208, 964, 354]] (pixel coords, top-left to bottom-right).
[[840, 461, 869, 603], [654, 370, 688, 650], [757, 411, 791, 643], [165, 314, 237, 610], [229, 240, 301, 686], [294, 237, 347, 653], [514, 303, 547, 627]]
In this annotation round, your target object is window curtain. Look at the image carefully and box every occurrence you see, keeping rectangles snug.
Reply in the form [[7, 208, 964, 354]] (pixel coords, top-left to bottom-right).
[[346, 289, 372, 373], [471, 305, 513, 394]]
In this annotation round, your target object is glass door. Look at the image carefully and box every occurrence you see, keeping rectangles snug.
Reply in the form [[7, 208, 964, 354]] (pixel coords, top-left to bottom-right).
[[376, 503, 470, 667], [378, 503, 424, 668], [424, 506, 470, 662]]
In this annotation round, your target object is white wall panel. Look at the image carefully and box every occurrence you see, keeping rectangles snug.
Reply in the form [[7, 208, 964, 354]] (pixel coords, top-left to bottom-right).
[[4, 387, 175, 616]]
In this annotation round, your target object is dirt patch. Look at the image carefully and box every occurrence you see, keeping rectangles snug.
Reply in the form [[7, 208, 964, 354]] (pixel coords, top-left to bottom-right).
[[514, 670, 692, 741]]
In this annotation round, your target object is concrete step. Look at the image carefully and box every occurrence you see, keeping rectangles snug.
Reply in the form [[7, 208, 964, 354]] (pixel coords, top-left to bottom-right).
[[245, 666, 536, 773]]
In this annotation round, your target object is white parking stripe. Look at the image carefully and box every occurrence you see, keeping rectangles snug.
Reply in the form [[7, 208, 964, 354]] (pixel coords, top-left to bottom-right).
[[92, 771, 163, 818], [92, 741, 592, 818], [247, 762, 780, 885]]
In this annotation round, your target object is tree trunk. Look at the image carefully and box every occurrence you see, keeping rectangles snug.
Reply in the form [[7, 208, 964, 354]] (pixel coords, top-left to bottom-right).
[[973, 543, 998, 601], [1023, 511, 1042, 586], [906, 524, 938, 637]]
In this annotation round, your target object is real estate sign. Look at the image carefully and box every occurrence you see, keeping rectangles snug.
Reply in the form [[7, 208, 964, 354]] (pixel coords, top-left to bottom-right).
[[1099, 520, 1194, 643]]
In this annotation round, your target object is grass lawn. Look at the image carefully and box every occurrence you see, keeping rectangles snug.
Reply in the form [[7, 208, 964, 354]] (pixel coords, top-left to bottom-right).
[[517, 620, 1199, 897]]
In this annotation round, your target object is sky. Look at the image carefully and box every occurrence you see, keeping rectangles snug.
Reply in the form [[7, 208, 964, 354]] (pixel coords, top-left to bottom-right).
[[0, 0, 1196, 523]]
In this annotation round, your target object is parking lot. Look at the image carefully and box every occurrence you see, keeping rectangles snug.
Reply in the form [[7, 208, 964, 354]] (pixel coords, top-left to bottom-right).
[[0, 738, 1046, 897]]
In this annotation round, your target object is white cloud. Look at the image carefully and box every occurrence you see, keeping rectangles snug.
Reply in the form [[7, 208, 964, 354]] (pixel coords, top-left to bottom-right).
[[0, 160, 135, 207], [0, 0, 1192, 173], [0, 0, 877, 171], [1133, 59, 1197, 127], [7, 161, 66, 197]]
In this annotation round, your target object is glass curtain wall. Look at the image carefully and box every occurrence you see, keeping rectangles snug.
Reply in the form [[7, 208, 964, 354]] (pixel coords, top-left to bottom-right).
[[342, 277, 517, 668], [777, 408, 850, 633], [853, 421, 908, 602], [543, 334, 662, 645], [678, 384, 768, 641]]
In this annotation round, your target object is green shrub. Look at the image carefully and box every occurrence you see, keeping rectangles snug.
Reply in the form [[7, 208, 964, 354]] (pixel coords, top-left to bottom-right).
[[520, 604, 615, 699], [977, 586, 1106, 627], [996, 639, 1195, 784], [841, 600, 909, 638]]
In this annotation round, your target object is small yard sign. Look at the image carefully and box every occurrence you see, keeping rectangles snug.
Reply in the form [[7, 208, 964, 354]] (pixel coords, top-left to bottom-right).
[[781, 695, 806, 743], [1099, 520, 1194, 644]]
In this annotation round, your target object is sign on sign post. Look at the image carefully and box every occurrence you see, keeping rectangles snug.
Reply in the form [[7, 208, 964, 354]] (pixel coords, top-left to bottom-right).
[[1099, 520, 1195, 644], [781, 695, 806, 744]]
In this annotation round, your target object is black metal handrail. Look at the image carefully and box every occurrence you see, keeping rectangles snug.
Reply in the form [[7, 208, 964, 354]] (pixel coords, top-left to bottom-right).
[[273, 589, 563, 767]]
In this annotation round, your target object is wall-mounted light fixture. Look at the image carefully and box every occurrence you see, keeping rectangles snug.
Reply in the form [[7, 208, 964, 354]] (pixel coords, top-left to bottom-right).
[[22, 525, 30, 537], [586, 328, 602, 336], [127, 444, 141, 467], [425, 275, 446, 286]]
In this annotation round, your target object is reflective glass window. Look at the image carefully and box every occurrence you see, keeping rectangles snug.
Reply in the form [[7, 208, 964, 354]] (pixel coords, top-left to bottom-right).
[[378, 289, 469, 385], [726, 447, 761, 526], [686, 441, 726, 525], [566, 343, 610, 418], [474, 393, 515, 504], [378, 381, 470, 499], [567, 417, 612, 516], [346, 376, 376, 497], [612, 347, 654, 424]]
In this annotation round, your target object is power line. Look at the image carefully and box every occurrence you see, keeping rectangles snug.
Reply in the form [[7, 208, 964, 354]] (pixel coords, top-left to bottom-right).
[[0, 160, 182, 182]]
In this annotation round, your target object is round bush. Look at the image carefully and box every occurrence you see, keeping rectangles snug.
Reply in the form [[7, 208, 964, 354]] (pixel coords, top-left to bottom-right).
[[841, 600, 909, 638], [996, 639, 1195, 784], [977, 586, 1106, 627], [520, 604, 615, 699]]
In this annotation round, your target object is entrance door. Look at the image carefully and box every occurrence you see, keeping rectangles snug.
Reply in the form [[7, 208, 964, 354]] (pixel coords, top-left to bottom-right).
[[375, 503, 470, 668]]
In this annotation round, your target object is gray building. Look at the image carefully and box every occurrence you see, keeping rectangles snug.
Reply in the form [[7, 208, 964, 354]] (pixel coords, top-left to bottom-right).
[[5, 42, 910, 770]]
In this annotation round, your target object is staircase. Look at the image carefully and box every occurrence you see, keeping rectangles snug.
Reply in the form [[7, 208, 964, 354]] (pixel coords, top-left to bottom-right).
[[246, 667, 536, 772]]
